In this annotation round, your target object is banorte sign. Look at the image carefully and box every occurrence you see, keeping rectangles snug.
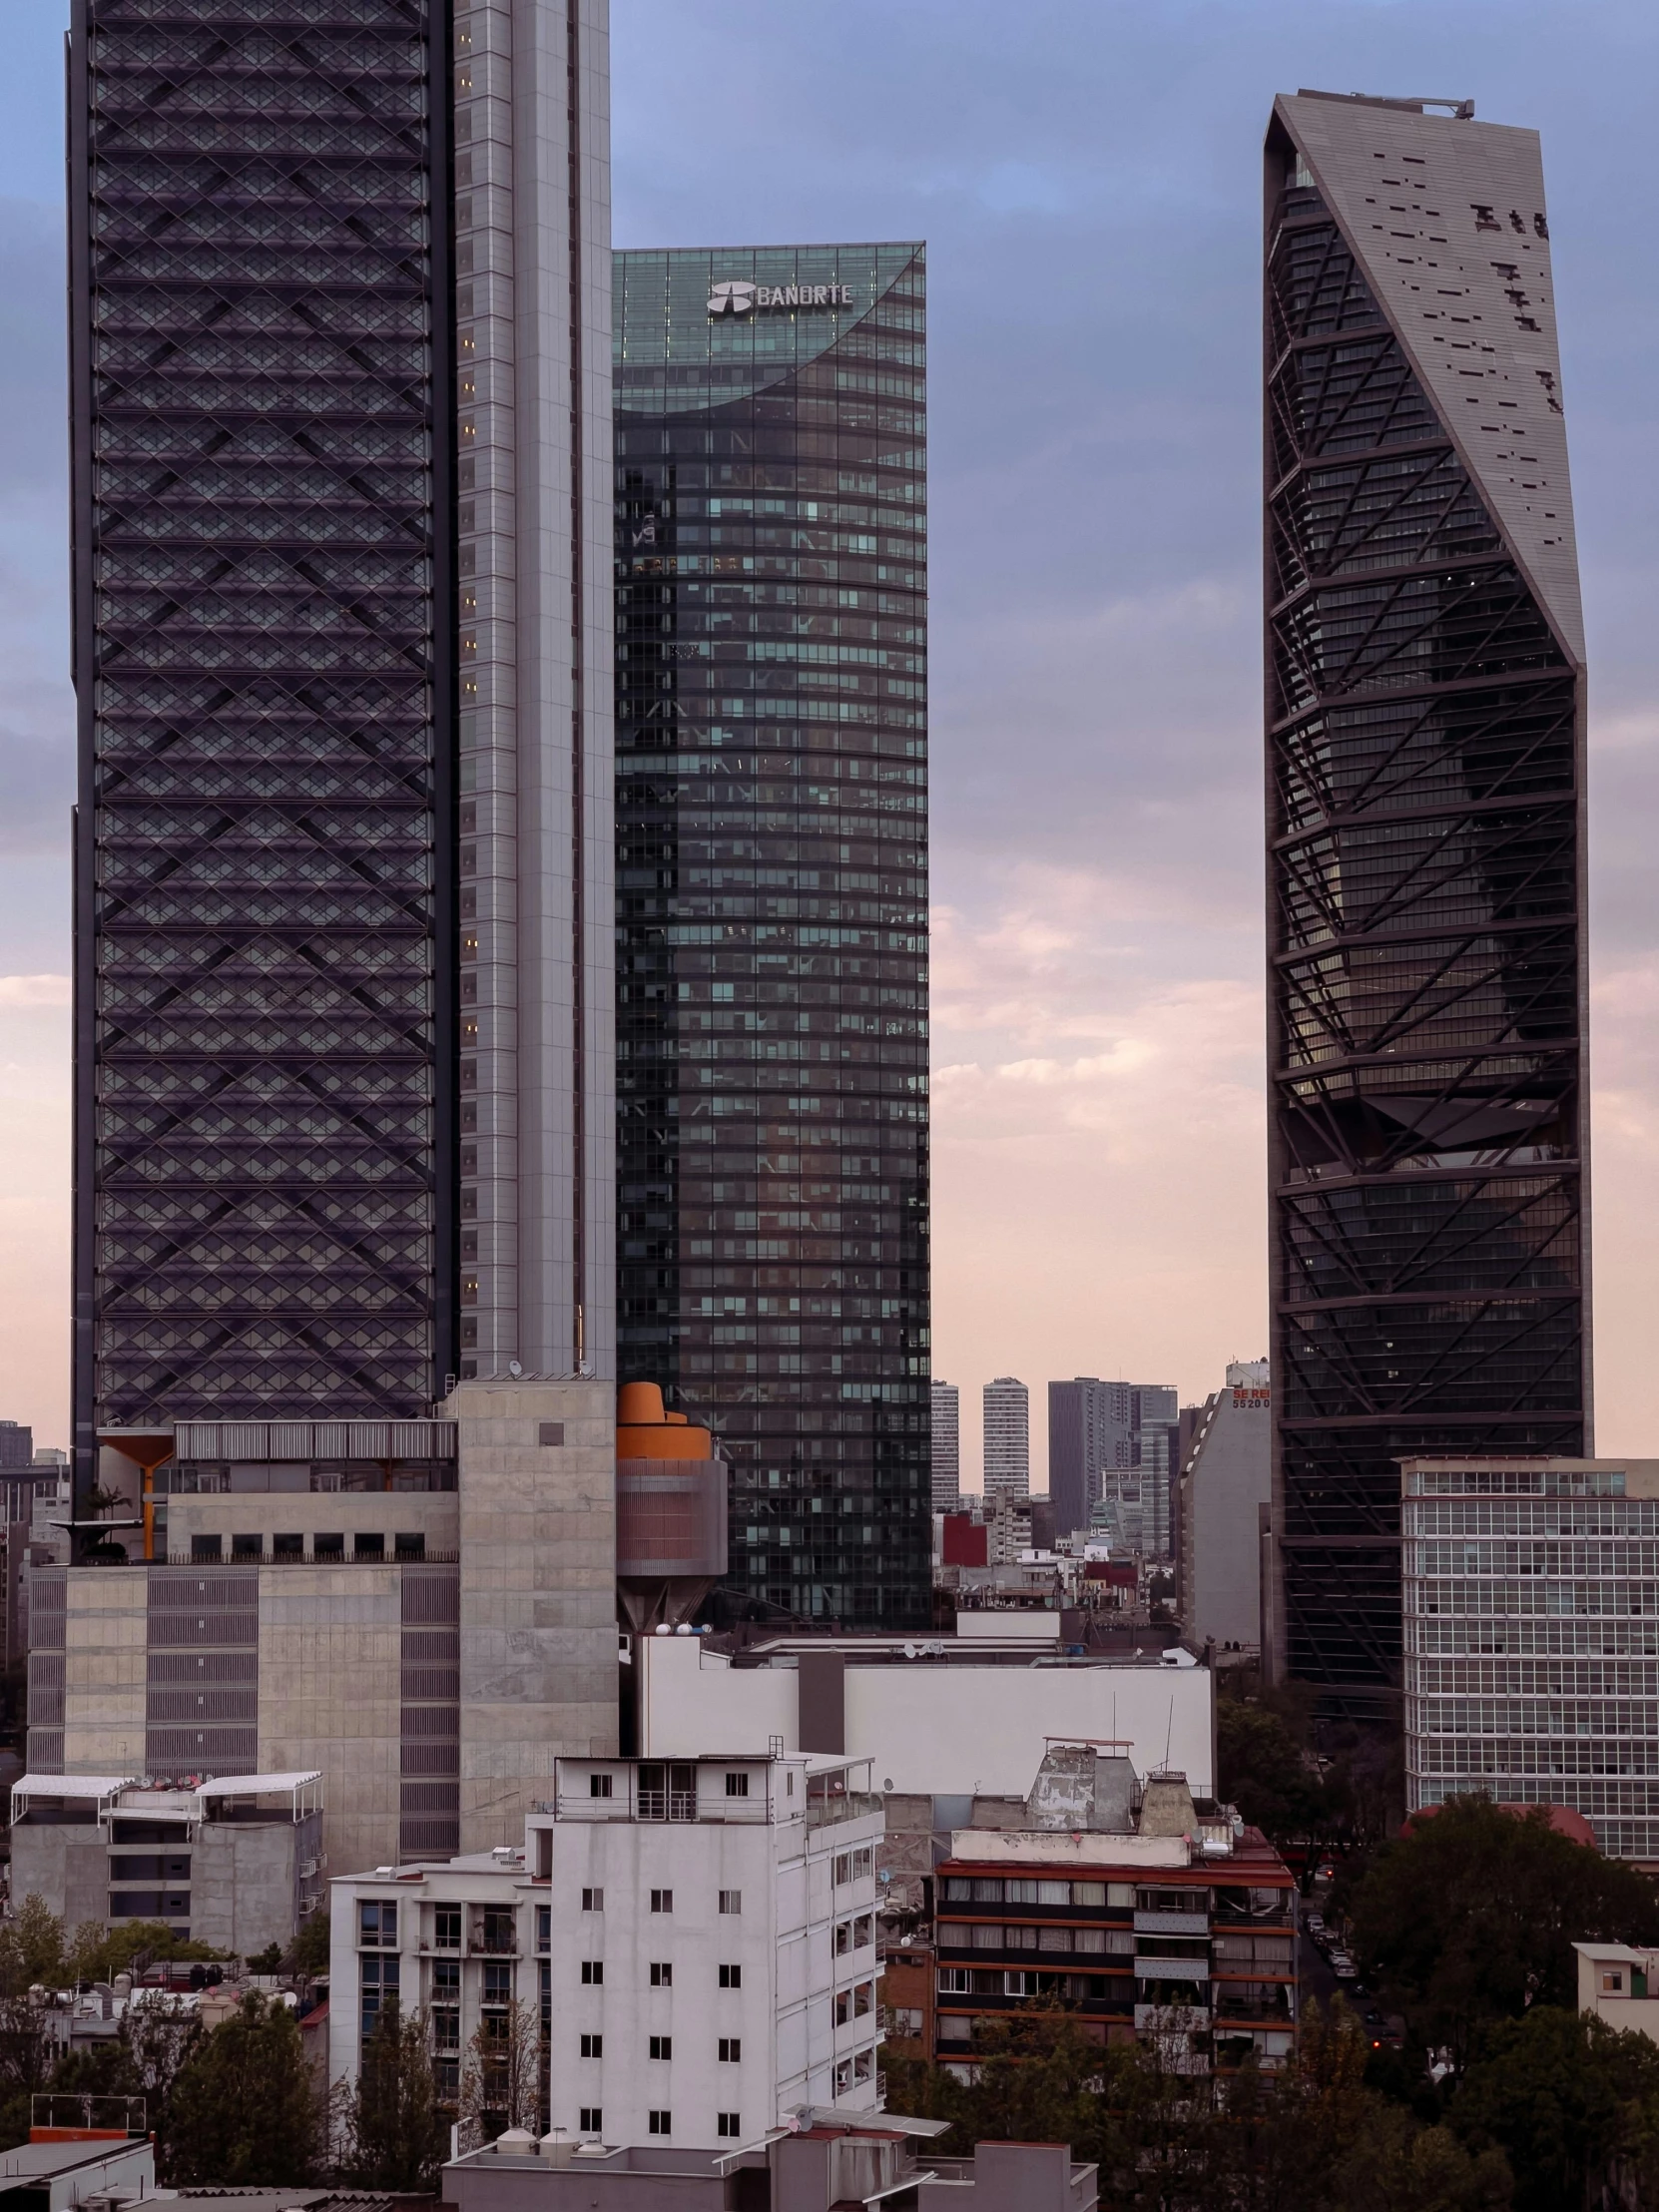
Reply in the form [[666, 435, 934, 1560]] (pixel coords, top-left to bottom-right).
[[708, 278, 853, 316]]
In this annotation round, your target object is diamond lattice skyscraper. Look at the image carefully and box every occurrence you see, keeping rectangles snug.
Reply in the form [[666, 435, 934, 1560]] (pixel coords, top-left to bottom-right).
[[68, 0, 615, 1497], [614, 246, 930, 1629], [1264, 93, 1589, 1713]]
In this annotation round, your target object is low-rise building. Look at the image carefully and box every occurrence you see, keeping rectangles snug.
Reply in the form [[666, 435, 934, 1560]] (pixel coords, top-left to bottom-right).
[[10, 1771, 322, 1953], [931, 1748, 1296, 2074], [1576, 1940, 1659, 2041]]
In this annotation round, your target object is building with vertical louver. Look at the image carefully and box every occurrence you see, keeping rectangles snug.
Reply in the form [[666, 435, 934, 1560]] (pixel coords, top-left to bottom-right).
[[1264, 94, 1589, 1713]]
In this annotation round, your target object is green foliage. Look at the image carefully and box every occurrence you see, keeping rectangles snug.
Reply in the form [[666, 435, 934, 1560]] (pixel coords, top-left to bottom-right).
[[67, 1922, 221, 1985], [286, 1908, 330, 1977], [165, 1992, 321, 2185], [343, 1998, 447, 2191], [1449, 2007, 1659, 2212], [1346, 1799, 1659, 2070], [0, 1896, 69, 1994], [1215, 1675, 1397, 1881], [245, 1943, 283, 1974]]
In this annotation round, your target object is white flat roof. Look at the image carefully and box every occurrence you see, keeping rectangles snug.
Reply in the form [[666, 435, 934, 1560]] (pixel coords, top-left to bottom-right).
[[198, 1772, 321, 1796], [948, 1829, 1191, 1869], [11, 1774, 134, 1799]]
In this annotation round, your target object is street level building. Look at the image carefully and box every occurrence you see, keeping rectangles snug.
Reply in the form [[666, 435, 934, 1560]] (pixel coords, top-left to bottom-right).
[[67, 0, 615, 1505], [1265, 94, 1590, 1711], [1402, 1456, 1659, 1860], [933, 1747, 1296, 2074], [613, 244, 930, 1630]]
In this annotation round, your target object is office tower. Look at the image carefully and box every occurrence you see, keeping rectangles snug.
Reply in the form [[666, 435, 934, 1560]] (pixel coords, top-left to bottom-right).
[[1401, 1457, 1659, 1859], [1047, 1380, 1132, 1536], [1176, 1362, 1271, 1648], [614, 246, 930, 1628], [1265, 94, 1588, 1711], [931, 1381, 960, 1510], [982, 1378, 1029, 1501], [0, 1424, 31, 1472], [67, 0, 615, 1507]]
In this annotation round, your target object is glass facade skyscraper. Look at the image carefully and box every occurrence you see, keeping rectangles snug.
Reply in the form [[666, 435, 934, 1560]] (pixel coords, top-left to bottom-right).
[[68, 0, 614, 1509], [1264, 94, 1589, 1712], [614, 245, 929, 1628]]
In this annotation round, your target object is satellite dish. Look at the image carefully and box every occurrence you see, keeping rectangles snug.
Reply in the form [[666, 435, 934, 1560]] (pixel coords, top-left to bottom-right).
[[508, 1360, 523, 1379]]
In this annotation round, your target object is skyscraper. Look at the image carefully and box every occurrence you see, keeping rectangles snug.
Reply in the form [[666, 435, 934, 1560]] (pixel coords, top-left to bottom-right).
[[613, 245, 930, 1628], [1265, 93, 1589, 1712], [931, 1380, 960, 1510], [1047, 1379, 1131, 1536], [982, 1378, 1029, 1502], [68, 0, 615, 1507]]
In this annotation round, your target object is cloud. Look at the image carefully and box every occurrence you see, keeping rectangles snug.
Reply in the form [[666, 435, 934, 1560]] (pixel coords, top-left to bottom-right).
[[0, 973, 69, 1007]]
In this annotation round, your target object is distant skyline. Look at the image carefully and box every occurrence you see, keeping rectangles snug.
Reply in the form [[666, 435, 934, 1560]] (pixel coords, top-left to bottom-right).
[[4, 4, 1659, 1488]]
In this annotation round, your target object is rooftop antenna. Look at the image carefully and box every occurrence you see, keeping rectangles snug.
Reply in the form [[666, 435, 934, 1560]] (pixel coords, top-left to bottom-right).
[[1164, 1696, 1174, 1769]]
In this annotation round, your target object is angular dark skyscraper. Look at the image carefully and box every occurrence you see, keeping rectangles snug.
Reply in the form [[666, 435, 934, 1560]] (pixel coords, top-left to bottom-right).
[[68, 0, 614, 1504], [1264, 94, 1589, 1712], [614, 246, 930, 1629]]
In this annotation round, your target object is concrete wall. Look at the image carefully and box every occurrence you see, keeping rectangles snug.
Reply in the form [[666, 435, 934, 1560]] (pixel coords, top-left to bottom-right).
[[61, 1569, 147, 1772], [190, 1820, 301, 1956], [9, 1824, 108, 1930], [258, 1567, 404, 1878], [166, 1492, 459, 1556], [449, 1379, 617, 1852], [1184, 1387, 1271, 1651], [637, 1639, 1215, 1799]]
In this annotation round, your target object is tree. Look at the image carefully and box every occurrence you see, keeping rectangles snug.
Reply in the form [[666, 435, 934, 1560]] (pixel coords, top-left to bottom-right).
[[1449, 2007, 1659, 2212], [67, 1921, 221, 1987], [458, 1999, 541, 2149], [165, 1993, 321, 2184], [286, 1908, 330, 1978], [343, 1998, 447, 2191], [0, 1897, 67, 1995], [1346, 1800, 1659, 2072]]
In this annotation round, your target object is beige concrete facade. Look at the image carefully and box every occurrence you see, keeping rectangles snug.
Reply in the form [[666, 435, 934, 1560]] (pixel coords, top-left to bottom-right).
[[61, 1570, 147, 1774], [448, 1377, 618, 1852]]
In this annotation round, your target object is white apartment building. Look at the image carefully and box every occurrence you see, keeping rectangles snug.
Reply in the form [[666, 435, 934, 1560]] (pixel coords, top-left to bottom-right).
[[535, 1754, 881, 2149], [981, 1379, 1029, 1501], [930, 1382, 960, 1511], [329, 1753, 883, 2154], [1176, 1361, 1271, 1650]]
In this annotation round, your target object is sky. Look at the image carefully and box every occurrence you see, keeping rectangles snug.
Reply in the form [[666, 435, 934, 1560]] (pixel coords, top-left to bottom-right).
[[2, 2, 1656, 1487]]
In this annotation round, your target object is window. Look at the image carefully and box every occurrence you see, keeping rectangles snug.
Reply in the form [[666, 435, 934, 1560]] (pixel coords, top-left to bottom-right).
[[833, 2060, 851, 2096], [647, 2110, 671, 2136], [938, 1968, 970, 1994], [539, 1421, 565, 1446], [535, 1906, 551, 1953], [433, 1906, 460, 1949], [852, 2048, 873, 2082], [583, 1887, 604, 1911], [725, 1772, 750, 1798], [579, 2107, 602, 2134], [639, 1762, 698, 1822], [589, 1774, 613, 1801], [718, 1963, 742, 1989], [581, 1960, 603, 1985], [1601, 1969, 1626, 1994], [832, 1847, 873, 1886], [313, 1533, 344, 1560], [359, 1955, 398, 2036], [719, 1890, 742, 1916], [480, 1909, 515, 1953], [649, 2034, 673, 2060], [191, 1535, 222, 1561], [651, 1888, 674, 1914], [431, 2004, 460, 2053], [853, 1914, 872, 1948], [580, 2033, 603, 2058], [359, 1901, 397, 1947], [231, 1534, 263, 1559], [719, 2036, 742, 2063], [353, 1532, 384, 1558], [274, 1532, 302, 1558], [394, 1532, 425, 1560], [482, 1960, 512, 2011], [650, 1961, 673, 1987], [717, 2112, 742, 2138]]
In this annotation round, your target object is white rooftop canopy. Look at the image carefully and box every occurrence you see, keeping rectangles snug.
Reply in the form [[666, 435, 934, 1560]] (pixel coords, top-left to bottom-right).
[[198, 1772, 322, 1797], [10, 1775, 135, 1799]]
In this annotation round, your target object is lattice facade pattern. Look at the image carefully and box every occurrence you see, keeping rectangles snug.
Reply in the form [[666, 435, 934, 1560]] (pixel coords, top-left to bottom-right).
[[1265, 125, 1587, 1706], [614, 247, 930, 1629], [71, 0, 455, 1448]]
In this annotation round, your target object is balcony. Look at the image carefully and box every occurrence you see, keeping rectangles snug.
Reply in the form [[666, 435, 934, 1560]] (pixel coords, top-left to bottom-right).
[[1135, 1910, 1209, 1937], [470, 1916, 519, 1956]]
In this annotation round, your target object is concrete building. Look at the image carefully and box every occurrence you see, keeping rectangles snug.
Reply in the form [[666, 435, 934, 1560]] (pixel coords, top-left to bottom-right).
[[981, 1381, 1029, 1503], [1176, 1362, 1271, 1651], [933, 1746, 1297, 2074], [332, 1753, 885, 2151], [441, 2124, 1096, 2212], [29, 1379, 617, 1878], [1402, 1456, 1659, 1859], [930, 1383, 960, 1512], [1265, 94, 1590, 1714], [0, 2135, 154, 2212], [1576, 1941, 1659, 2042], [631, 1624, 1215, 1801], [10, 1771, 322, 1955], [1047, 1382, 1132, 1540]]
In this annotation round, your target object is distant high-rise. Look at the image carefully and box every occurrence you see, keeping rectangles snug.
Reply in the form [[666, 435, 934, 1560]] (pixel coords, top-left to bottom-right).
[[1265, 94, 1589, 1712], [982, 1378, 1030, 1501], [613, 243, 930, 1629], [68, 0, 616, 1505], [0, 1424, 32, 1472], [1047, 1380, 1131, 1536], [931, 1381, 960, 1510]]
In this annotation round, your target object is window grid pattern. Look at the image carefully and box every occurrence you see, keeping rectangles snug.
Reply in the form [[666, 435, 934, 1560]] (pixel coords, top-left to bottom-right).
[[1266, 155, 1586, 1707], [73, 0, 453, 1435], [614, 245, 929, 1628]]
